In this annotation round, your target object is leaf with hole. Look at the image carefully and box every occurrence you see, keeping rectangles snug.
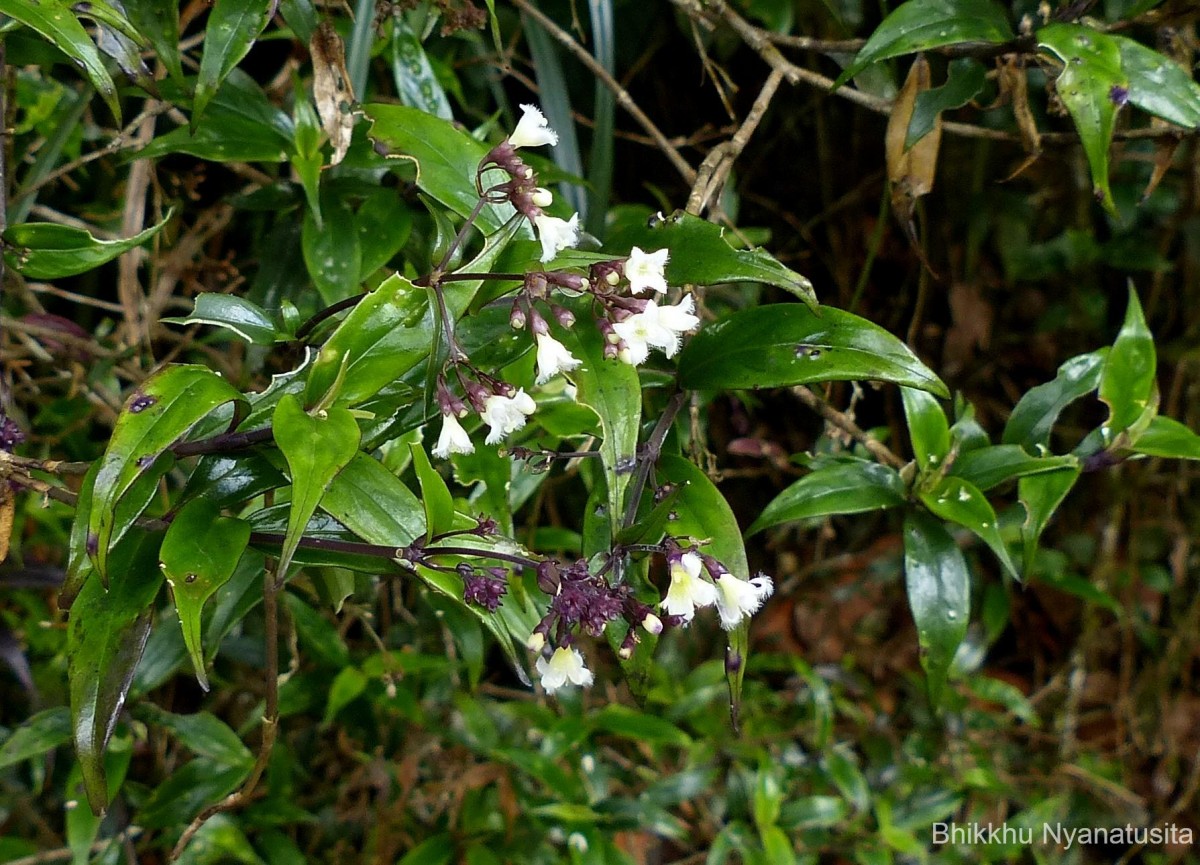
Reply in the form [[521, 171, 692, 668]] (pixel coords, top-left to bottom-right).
[[1002, 349, 1107, 450]]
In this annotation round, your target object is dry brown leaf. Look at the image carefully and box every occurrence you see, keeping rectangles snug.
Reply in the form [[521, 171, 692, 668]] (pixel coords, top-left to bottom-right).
[[311, 21, 356, 166], [886, 54, 941, 267], [0, 486, 13, 565], [999, 55, 1043, 181]]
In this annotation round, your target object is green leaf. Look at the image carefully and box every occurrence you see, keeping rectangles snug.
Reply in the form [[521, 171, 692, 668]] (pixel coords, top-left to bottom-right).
[[323, 666, 368, 725], [1038, 23, 1126, 211], [90, 365, 246, 581], [561, 324, 641, 528], [272, 395, 361, 582], [122, 0, 183, 81], [1098, 287, 1156, 438], [319, 452, 426, 546], [139, 760, 252, 829], [1018, 465, 1079, 572], [835, 0, 1014, 85], [920, 476, 1018, 580], [137, 706, 253, 767], [4, 211, 171, 279], [174, 815, 264, 865], [679, 304, 948, 397], [622, 211, 815, 305], [162, 293, 279, 345], [748, 459, 906, 535], [907, 57, 987, 149], [949, 446, 1078, 491], [590, 704, 692, 747], [0, 0, 121, 120], [1002, 349, 1107, 450], [389, 16, 453, 120], [285, 592, 350, 667], [68, 531, 163, 813], [824, 746, 870, 812], [160, 498, 251, 690], [0, 707, 72, 769], [1117, 35, 1200, 128], [1132, 415, 1200, 460], [356, 189, 413, 275], [903, 511, 969, 705], [193, 0, 274, 127], [409, 441, 454, 541], [902, 386, 949, 470], [303, 194, 362, 304], [364, 103, 515, 233]]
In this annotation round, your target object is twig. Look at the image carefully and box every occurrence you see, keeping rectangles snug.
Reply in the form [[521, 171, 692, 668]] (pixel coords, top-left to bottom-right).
[[5, 829, 143, 865], [791, 385, 906, 469], [508, 0, 696, 184], [622, 391, 687, 528], [116, 109, 159, 349]]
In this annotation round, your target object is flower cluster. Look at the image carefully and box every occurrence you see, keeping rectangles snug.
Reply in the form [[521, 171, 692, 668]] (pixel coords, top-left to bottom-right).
[[431, 372, 537, 459]]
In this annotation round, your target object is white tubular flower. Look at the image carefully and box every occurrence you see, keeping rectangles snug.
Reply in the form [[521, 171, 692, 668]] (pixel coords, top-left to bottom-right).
[[482, 389, 536, 445], [508, 104, 559, 149], [626, 246, 670, 295], [432, 412, 474, 458], [714, 573, 774, 630], [612, 296, 699, 365], [536, 646, 594, 693], [535, 332, 581, 383], [662, 551, 717, 623], [533, 212, 580, 263]]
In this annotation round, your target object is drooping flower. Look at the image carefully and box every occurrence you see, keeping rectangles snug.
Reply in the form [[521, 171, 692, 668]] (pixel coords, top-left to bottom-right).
[[661, 551, 717, 623], [612, 295, 700, 365], [625, 247, 670, 295], [432, 411, 474, 458], [536, 645, 594, 693], [508, 104, 559, 149], [533, 212, 580, 263], [653, 294, 700, 355], [535, 332, 581, 383], [481, 389, 536, 444], [714, 573, 774, 630]]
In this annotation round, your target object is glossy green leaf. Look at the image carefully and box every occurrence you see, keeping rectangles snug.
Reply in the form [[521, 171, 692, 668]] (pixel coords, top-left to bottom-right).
[[592, 704, 691, 746], [1098, 288, 1156, 438], [1038, 24, 1126, 211], [949, 446, 1078, 491], [1002, 349, 1107, 450], [907, 57, 987, 149], [920, 476, 1018, 580], [163, 293, 279, 345], [561, 324, 641, 527], [836, 0, 1014, 85], [61, 462, 101, 609], [323, 666, 369, 725], [679, 304, 948, 397], [903, 511, 969, 705], [66, 739, 131, 865], [87, 5, 154, 93], [1132, 415, 1200, 460], [137, 706, 253, 767], [1117, 35, 1200, 128], [902, 387, 949, 470], [122, 0, 182, 80], [272, 395, 361, 582], [364, 103, 514, 233], [160, 498, 251, 690], [0, 0, 121, 120], [1018, 465, 1080, 572], [184, 453, 286, 510], [193, 0, 274, 127], [68, 531, 163, 813], [139, 759, 252, 829], [4, 211, 171, 279], [623, 211, 815, 305], [748, 459, 906, 535], [0, 707, 71, 769], [303, 195, 362, 304], [173, 815, 264, 865], [357, 189, 413, 275], [410, 442, 454, 541], [389, 16, 452, 120], [90, 365, 246, 581], [319, 452, 426, 546]]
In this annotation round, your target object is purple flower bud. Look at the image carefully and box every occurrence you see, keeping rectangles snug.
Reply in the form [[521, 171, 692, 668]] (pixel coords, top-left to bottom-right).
[[550, 304, 575, 328], [463, 568, 508, 612], [537, 560, 560, 594], [0, 415, 25, 452], [1109, 84, 1129, 107], [509, 301, 527, 330]]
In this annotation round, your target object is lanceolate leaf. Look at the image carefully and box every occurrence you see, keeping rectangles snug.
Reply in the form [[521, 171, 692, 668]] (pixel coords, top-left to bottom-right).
[[902, 387, 950, 470], [122, 0, 183, 81], [389, 15, 452, 120], [748, 460, 906, 536], [89, 365, 247, 581], [163, 293, 279, 345], [1098, 288, 1156, 438], [835, 0, 1014, 86], [0, 707, 72, 769], [1117, 35, 1200, 128], [272, 394, 361, 583], [409, 442, 454, 541], [1132, 415, 1200, 460], [160, 498, 251, 690], [193, 0, 275, 128], [679, 304, 948, 397], [920, 476, 1018, 580], [0, 0, 121, 120], [4, 212, 171, 279], [949, 446, 1078, 492], [319, 452, 426, 546], [1002, 349, 1108, 451], [903, 511, 969, 706], [1019, 464, 1080, 572]]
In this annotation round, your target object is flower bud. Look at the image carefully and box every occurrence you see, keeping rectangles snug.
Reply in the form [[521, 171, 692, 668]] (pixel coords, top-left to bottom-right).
[[531, 187, 554, 208], [642, 612, 664, 635], [551, 304, 575, 328], [527, 631, 546, 653], [509, 301, 527, 330]]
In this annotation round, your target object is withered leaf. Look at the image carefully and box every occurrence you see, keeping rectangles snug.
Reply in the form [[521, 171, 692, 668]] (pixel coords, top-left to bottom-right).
[[886, 54, 941, 264], [311, 21, 356, 166], [0, 486, 13, 565], [1000, 55, 1042, 181]]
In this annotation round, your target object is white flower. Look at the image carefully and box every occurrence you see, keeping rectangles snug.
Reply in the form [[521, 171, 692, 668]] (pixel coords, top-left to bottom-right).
[[508, 104, 559, 149], [482, 389, 536, 444], [533, 212, 580, 263], [612, 295, 700, 365], [626, 246, 670, 295], [536, 646, 594, 693], [535, 332, 581, 383], [661, 552, 717, 623], [432, 412, 474, 458], [714, 573, 774, 630]]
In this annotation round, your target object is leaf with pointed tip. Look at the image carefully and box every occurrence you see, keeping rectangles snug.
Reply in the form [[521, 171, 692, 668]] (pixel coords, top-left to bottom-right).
[[193, 0, 274, 128], [920, 476, 1018, 580], [679, 304, 948, 397], [1002, 349, 1107, 451], [319, 452, 426, 545], [907, 57, 987, 149], [903, 511, 969, 706], [163, 293, 279, 345], [1098, 288, 1156, 438], [160, 498, 251, 690], [1132, 415, 1200, 460], [389, 16, 452, 120], [410, 442, 454, 542], [0, 707, 72, 769], [1117, 35, 1200, 128], [89, 365, 247, 581], [902, 386, 949, 470], [949, 446, 1078, 491], [123, 0, 183, 80], [4, 211, 171, 279], [272, 395, 360, 582], [1018, 465, 1079, 573], [749, 459, 906, 536]]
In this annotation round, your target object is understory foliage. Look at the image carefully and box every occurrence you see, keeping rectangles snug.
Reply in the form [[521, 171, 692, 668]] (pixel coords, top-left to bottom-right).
[[2, 0, 1200, 863]]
